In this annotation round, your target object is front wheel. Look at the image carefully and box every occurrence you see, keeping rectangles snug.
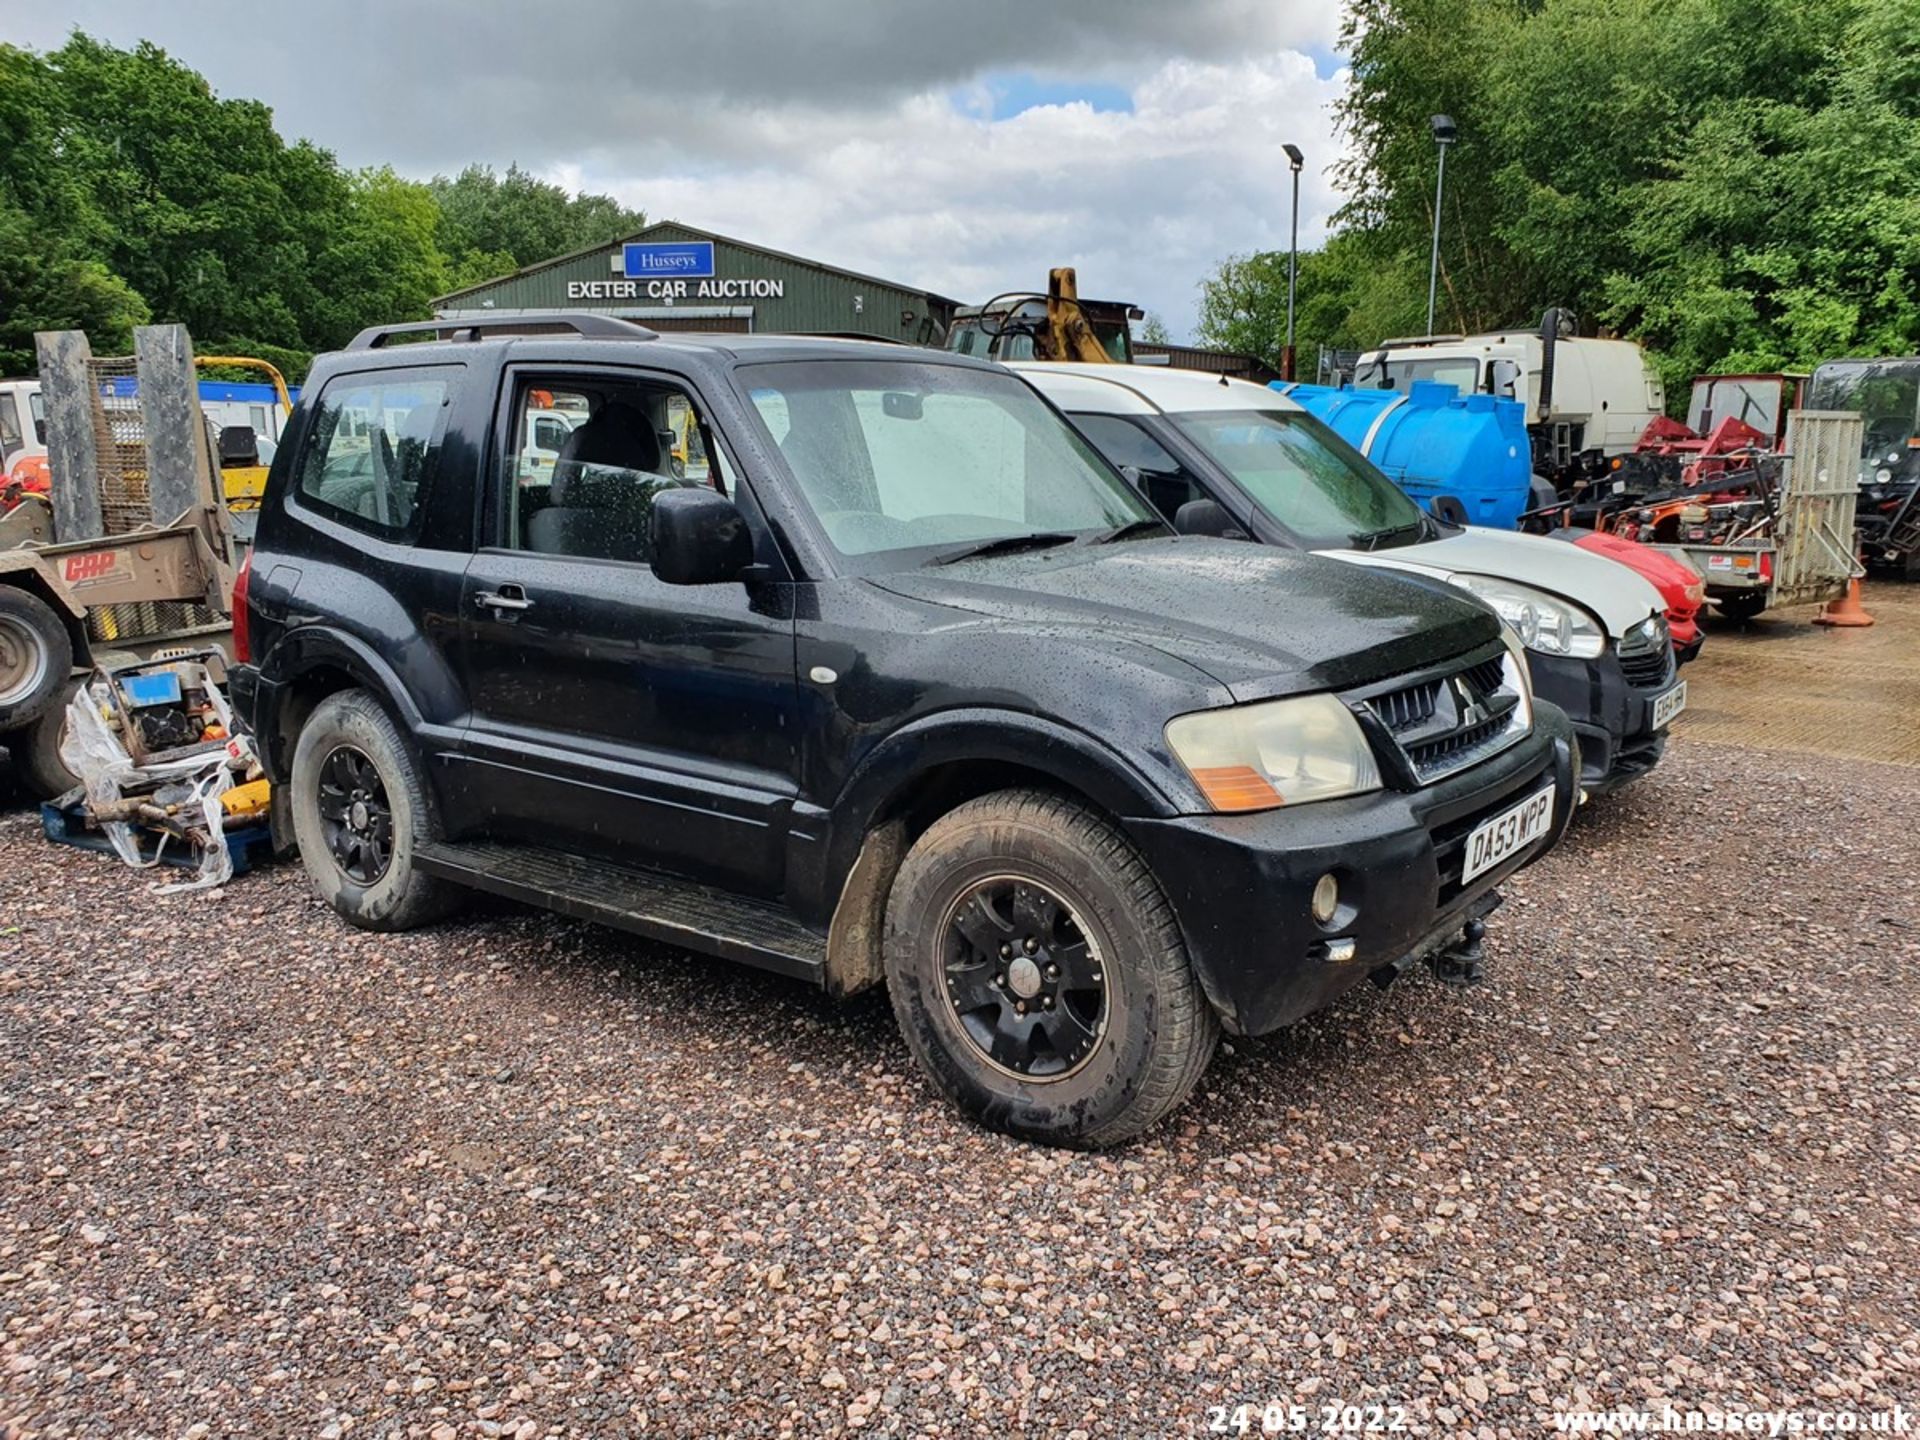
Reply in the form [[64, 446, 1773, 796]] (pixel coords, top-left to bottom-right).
[[290, 689, 458, 931], [883, 790, 1218, 1148]]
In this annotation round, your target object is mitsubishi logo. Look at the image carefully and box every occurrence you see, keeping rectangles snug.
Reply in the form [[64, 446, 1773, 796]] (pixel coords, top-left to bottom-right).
[[1450, 675, 1491, 727]]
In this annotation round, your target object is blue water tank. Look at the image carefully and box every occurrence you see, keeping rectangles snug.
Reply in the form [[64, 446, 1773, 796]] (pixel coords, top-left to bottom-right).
[[1275, 379, 1534, 529]]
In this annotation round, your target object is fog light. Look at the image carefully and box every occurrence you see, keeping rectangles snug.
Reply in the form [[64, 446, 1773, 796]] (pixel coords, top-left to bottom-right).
[[1311, 872, 1340, 924]]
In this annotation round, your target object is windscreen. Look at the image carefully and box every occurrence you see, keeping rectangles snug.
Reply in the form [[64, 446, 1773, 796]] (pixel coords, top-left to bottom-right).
[[1808, 360, 1920, 468], [742, 359, 1152, 568], [1371, 355, 1482, 392], [1687, 378, 1784, 438], [1171, 408, 1428, 549]]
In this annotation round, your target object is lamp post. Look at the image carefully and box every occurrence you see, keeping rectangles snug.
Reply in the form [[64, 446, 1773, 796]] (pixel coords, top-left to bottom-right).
[[1426, 114, 1456, 336], [1282, 142, 1304, 382]]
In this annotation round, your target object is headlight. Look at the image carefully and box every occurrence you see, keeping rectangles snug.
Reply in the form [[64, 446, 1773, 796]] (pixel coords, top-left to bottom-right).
[[1876, 467, 1894, 484], [1165, 694, 1382, 812], [1454, 575, 1606, 658]]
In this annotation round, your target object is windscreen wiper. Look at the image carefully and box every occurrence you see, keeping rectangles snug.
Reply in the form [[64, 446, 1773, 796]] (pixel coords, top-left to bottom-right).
[[932, 531, 1079, 566], [1353, 520, 1425, 552], [1089, 518, 1168, 544]]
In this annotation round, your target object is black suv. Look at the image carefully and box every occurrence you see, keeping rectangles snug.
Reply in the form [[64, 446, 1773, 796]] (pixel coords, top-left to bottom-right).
[[231, 314, 1578, 1147]]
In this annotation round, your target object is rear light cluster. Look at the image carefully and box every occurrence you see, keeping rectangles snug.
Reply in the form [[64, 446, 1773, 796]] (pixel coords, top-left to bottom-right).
[[231, 548, 253, 663]]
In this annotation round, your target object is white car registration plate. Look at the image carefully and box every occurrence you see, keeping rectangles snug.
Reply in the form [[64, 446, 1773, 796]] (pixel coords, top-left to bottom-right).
[[1652, 679, 1687, 729], [1461, 787, 1556, 884]]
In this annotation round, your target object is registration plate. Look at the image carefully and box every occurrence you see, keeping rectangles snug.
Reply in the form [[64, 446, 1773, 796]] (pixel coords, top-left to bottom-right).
[[1652, 679, 1687, 729], [1461, 787, 1555, 884]]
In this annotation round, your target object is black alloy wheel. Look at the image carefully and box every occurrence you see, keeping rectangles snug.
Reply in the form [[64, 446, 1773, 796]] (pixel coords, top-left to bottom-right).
[[315, 744, 393, 884], [942, 875, 1108, 1079]]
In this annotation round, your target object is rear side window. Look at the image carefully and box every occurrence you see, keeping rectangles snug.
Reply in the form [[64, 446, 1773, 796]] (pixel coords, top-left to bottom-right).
[[296, 368, 456, 538], [1069, 412, 1207, 519]]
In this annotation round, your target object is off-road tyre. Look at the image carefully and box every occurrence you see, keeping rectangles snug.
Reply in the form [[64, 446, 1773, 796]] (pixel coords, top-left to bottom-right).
[[0, 587, 73, 730], [7, 676, 81, 800], [883, 789, 1218, 1149], [290, 688, 458, 931]]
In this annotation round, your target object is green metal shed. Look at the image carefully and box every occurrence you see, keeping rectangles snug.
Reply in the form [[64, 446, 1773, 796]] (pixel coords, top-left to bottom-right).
[[432, 221, 958, 344]]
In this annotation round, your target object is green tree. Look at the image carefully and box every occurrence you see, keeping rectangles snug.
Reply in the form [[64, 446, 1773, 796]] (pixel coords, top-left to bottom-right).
[[430, 164, 645, 280], [1196, 232, 1427, 372], [0, 33, 648, 377], [1605, 0, 1920, 390]]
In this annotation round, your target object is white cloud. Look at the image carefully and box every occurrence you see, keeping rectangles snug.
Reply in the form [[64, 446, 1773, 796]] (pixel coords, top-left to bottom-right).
[[555, 49, 1350, 343]]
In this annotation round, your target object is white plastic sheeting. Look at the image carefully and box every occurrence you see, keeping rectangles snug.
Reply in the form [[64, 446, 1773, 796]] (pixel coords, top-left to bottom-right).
[[57, 663, 241, 893]]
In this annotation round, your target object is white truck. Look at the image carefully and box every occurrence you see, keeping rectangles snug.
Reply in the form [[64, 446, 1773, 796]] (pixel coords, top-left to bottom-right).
[[1354, 309, 1666, 501], [0, 378, 49, 491]]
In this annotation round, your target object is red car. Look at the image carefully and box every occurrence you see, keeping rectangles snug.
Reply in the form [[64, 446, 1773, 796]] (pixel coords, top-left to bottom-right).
[[1559, 529, 1705, 661]]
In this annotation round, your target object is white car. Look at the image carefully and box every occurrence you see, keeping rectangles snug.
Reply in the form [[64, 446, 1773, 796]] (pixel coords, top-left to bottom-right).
[[1015, 363, 1687, 795]]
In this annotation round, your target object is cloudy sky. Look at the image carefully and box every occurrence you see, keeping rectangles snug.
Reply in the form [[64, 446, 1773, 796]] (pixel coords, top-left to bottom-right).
[[4, 1, 1352, 340]]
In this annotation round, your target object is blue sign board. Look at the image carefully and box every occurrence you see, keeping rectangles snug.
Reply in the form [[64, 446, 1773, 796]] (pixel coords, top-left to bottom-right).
[[622, 241, 716, 279]]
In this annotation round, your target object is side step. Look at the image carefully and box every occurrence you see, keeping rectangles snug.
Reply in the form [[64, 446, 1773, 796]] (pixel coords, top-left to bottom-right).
[[414, 839, 828, 984]]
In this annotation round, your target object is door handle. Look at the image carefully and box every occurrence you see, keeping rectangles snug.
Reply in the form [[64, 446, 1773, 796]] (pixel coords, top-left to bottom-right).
[[473, 586, 533, 613]]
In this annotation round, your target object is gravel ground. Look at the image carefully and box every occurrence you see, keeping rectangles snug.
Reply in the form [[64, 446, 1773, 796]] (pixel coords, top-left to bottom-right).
[[2, 739, 1916, 1438]]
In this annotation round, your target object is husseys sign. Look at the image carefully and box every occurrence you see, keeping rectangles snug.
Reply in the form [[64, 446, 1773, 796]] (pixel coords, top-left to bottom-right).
[[566, 240, 787, 302]]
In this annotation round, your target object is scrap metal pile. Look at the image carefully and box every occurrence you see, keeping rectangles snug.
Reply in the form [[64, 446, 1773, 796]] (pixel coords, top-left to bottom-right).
[[54, 652, 268, 892]]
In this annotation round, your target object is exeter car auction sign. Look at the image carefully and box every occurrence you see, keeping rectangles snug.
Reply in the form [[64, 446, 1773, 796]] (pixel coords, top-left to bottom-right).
[[567, 241, 788, 302]]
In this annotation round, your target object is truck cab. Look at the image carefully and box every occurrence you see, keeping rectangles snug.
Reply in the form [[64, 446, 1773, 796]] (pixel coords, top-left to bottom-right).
[[1355, 316, 1665, 488], [0, 379, 49, 492]]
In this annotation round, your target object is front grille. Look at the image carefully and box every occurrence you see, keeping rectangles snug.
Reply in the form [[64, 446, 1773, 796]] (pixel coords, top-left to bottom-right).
[[1617, 616, 1675, 690], [1362, 646, 1529, 786]]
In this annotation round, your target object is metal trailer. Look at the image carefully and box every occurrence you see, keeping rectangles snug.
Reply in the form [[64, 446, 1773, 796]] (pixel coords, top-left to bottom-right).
[[1666, 410, 1863, 620], [0, 325, 237, 797]]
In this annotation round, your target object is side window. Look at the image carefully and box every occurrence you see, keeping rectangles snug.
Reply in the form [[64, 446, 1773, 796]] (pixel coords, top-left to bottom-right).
[[27, 391, 46, 446], [0, 394, 20, 458], [504, 375, 706, 564], [296, 369, 454, 538], [1071, 413, 1205, 519]]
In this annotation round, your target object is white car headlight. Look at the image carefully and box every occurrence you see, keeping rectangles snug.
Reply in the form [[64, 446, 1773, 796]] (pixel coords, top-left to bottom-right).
[[1166, 693, 1382, 813], [1455, 575, 1606, 659]]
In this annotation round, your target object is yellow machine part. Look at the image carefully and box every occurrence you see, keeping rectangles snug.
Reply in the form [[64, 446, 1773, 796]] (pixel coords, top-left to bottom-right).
[[1043, 268, 1116, 365], [222, 464, 270, 508], [221, 778, 271, 818]]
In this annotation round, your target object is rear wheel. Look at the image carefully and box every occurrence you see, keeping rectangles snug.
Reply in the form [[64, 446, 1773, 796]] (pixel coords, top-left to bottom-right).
[[883, 790, 1218, 1148], [6, 675, 82, 800], [0, 588, 73, 730], [290, 689, 457, 931]]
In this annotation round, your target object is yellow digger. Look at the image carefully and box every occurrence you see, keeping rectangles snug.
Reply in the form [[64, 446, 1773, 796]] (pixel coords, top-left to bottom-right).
[[196, 355, 293, 510], [944, 268, 1138, 364]]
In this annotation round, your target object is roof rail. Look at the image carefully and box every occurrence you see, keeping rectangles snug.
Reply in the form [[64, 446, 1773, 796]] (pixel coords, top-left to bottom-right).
[[345, 312, 660, 351]]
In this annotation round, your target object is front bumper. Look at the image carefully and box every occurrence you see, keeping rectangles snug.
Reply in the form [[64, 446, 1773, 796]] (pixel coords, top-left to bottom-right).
[[1124, 703, 1577, 1037], [1527, 647, 1678, 795]]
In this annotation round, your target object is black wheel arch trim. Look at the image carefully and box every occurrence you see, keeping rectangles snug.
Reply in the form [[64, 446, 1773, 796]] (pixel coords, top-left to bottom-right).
[[252, 626, 442, 780], [803, 707, 1188, 927]]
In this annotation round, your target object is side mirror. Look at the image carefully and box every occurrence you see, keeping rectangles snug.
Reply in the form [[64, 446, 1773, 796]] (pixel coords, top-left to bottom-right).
[[650, 486, 754, 585], [1118, 463, 1144, 492], [1430, 494, 1469, 526], [1173, 498, 1245, 539]]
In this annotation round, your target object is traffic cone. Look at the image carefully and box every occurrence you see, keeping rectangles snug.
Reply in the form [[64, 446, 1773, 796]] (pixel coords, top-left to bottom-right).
[[1813, 571, 1875, 627]]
